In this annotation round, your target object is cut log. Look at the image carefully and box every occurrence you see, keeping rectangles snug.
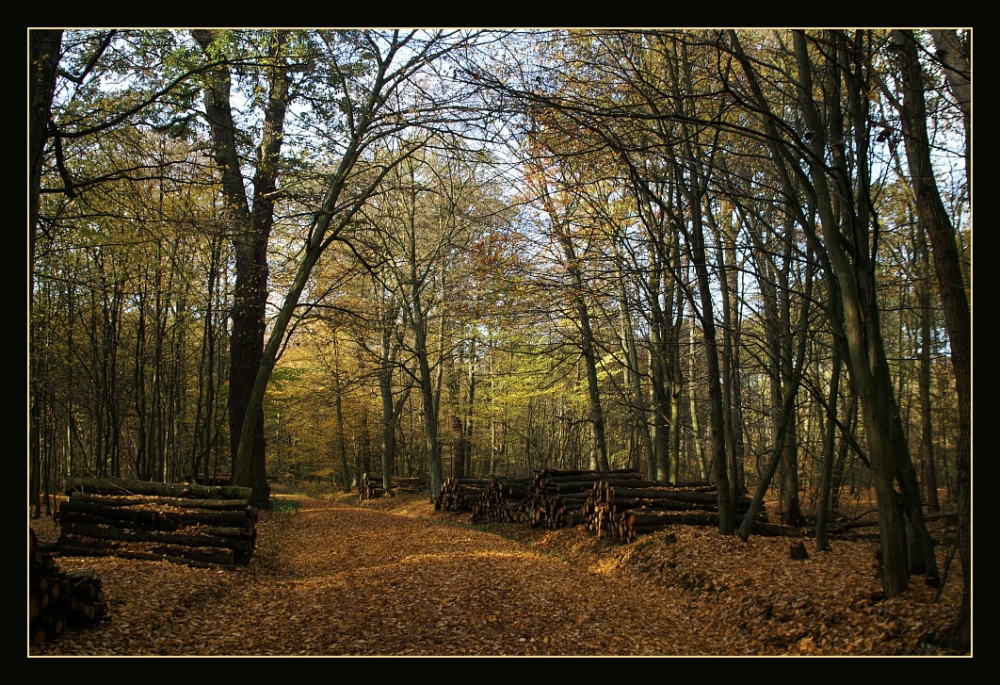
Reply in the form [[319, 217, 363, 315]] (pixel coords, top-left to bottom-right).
[[59, 535, 237, 568], [64, 569, 96, 582], [40, 609, 66, 639], [30, 528, 108, 647], [70, 492, 251, 510], [59, 500, 255, 528], [65, 476, 252, 501], [610, 487, 750, 507], [55, 482, 258, 569], [609, 497, 719, 511], [61, 521, 251, 553]]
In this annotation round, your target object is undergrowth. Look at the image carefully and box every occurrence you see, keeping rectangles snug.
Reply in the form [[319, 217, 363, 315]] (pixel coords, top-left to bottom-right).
[[270, 496, 303, 514]]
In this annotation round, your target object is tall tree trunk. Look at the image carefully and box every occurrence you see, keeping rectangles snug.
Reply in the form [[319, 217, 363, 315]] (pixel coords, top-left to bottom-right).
[[448, 357, 467, 479], [777, 238, 805, 527], [708, 199, 746, 505], [327, 334, 351, 493], [894, 29, 971, 646], [464, 342, 476, 475], [915, 223, 939, 512], [376, 296, 406, 494], [192, 30, 292, 507], [815, 335, 844, 551], [554, 222, 610, 472], [614, 248, 655, 480], [685, 199, 734, 534], [453, 339, 476, 479], [29, 29, 62, 519], [378, 355, 396, 488], [668, 288, 685, 481], [687, 324, 707, 481], [646, 258, 672, 482], [133, 284, 149, 480], [409, 263, 443, 498], [830, 387, 858, 510]]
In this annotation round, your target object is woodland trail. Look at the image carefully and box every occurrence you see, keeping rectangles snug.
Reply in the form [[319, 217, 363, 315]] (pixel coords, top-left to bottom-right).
[[192, 495, 730, 655], [30, 492, 965, 657], [30, 494, 736, 656]]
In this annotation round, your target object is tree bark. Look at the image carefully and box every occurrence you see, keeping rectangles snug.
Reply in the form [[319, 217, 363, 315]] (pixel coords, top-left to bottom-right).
[[554, 224, 611, 472], [928, 30, 970, 187], [894, 28, 971, 646], [683, 200, 734, 534], [192, 30, 293, 507], [29, 31, 62, 519], [326, 333, 352, 492], [915, 223, 939, 512], [728, 30, 910, 595], [814, 336, 843, 551]]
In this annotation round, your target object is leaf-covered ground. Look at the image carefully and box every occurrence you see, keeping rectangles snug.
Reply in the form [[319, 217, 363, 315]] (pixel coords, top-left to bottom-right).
[[28, 491, 967, 657]]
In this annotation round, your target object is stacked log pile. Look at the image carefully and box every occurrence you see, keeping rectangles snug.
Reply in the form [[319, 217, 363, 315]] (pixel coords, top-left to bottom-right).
[[358, 474, 426, 500], [441, 469, 643, 529], [56, 477, 258, 570], [30, 528, 108, 647], [472, 478, 532, 523], [529, 469, 642, 529], [584, 480, 776, 542], [436, 477, 492, 512], [435, 469, 788, 543]]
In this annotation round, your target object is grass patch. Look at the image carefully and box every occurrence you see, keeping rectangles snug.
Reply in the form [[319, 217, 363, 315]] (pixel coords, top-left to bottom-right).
[[270, 496, 303, 514]]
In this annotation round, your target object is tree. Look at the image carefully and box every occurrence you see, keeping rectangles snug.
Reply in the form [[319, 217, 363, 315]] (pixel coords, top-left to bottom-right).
[[724, 29, 943, 595], [357, 143, 497, 497], [888, 28, 971, 648], [191, 29, 296, 506], [32, 119, 229, 494], [30, 29, 208, 512], [202, 30, 483, 505], [29, 29, 62, 515], [520, 148, 613, 473]]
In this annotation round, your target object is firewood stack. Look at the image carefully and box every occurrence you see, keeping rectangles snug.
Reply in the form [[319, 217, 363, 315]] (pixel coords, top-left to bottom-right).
[[435, 477, 492, 511], [583, 480, 770, 542], [30, 528, 109, 647], [359, 474, 427, 500], [529, 469, 642, 528], [435, 469, 782, 543], [56, 477, 258, 570], [472, 478, 532, 523], [443, 469, 645, 528]]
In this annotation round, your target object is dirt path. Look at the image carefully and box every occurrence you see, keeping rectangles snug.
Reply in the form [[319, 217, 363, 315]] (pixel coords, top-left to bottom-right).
[[193, 497, 726, 655], [30, 493, 965, 656], [31, 495, 736, 656]]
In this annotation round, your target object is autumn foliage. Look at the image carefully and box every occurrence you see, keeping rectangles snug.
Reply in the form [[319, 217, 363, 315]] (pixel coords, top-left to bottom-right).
[[29, 489, 965, 656]]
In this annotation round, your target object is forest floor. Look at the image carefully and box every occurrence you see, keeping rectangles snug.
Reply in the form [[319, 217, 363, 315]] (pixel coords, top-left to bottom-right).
[[28, 486, 968, 657]]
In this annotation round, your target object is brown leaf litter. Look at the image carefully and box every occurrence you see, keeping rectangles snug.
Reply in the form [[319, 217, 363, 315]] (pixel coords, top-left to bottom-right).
[[28, 493, 967, 656]]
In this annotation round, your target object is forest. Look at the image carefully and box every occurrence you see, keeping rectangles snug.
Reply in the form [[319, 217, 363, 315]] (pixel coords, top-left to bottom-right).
[[28, 29, 971, 649]]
